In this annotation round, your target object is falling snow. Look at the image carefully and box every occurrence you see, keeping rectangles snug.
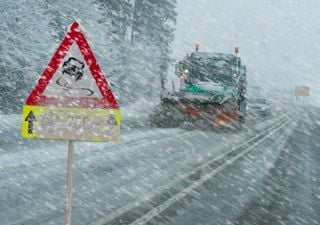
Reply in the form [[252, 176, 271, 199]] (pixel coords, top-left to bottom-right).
[[1, 0, 320, 225]]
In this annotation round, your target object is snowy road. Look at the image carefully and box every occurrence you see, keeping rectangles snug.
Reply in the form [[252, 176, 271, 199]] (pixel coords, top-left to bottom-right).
[[0, 107, 298, 225], [113, 108, 320, 225]]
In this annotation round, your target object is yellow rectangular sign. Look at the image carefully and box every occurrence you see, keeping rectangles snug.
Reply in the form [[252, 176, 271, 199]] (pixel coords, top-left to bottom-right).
[[294, 86, 310, 97], [22, 105, 121, 142]]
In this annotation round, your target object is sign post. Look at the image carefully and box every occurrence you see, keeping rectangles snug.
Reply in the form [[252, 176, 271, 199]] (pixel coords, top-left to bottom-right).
[[65, 140, 74, 225], [21, 22, 121, 225]]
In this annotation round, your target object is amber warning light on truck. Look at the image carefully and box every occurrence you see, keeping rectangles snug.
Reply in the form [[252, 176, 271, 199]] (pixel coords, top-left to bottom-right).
[[195, 43, 200, 52], [235, 47, 240, 55]]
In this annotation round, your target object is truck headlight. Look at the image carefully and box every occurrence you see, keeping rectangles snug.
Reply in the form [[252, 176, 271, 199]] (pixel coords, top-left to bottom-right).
[[232, 73, 237, 78]]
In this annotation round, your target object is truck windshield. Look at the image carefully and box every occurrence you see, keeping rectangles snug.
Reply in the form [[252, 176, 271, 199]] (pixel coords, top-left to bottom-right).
[[187, 58, 237, 86]]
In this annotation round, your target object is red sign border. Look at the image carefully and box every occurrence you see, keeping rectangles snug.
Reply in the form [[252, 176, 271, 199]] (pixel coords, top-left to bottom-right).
[[26, 21, 119, 109]]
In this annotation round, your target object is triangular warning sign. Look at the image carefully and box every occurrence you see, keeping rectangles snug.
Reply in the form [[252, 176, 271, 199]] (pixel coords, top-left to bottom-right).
[[26, 21, 118, 109]]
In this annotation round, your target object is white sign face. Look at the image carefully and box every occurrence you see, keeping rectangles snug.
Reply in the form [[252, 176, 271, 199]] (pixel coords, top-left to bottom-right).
[[43, 43, 102, 98]]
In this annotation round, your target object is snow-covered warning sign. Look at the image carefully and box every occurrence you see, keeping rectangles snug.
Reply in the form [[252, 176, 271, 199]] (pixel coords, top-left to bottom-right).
[[21, 22, 121, 141]]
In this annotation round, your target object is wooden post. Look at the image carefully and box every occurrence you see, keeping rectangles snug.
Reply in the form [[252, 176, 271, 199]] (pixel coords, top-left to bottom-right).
[[65, 140, 74, 225]]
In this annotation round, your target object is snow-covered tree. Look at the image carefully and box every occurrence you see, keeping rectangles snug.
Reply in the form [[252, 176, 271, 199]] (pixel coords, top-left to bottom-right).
[[94, 0, 177, 104]]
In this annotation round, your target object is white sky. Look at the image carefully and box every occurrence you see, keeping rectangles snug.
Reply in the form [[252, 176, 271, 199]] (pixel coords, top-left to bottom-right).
[[171, 0, 320, 100]]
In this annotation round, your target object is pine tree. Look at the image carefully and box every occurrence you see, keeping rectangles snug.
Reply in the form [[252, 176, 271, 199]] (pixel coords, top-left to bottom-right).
[[93, 0, 177, 105], [130, 0, 177, 100], [94, 0, 135, 104], [0, 9, 32, 113]]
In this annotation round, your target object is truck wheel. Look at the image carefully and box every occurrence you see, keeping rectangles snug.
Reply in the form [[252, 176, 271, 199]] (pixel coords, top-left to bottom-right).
[[149, 104, 181, 128], [239, 116, 245, 124]]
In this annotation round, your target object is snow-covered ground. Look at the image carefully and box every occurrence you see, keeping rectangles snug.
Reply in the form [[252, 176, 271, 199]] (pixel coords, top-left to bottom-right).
[[0, 106, 292, 225]]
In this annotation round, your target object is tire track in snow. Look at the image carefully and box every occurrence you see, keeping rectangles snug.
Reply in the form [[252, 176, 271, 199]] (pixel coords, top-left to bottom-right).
[[89, 114, 295, 225]]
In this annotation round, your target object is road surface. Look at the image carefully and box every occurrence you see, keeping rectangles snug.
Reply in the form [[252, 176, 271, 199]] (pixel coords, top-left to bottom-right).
[[1, 106, 318, 225], [114, 107, 320, 225]]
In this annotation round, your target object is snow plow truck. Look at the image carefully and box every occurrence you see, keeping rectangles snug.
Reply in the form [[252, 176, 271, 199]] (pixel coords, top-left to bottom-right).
[[150, 46, 247, 130]]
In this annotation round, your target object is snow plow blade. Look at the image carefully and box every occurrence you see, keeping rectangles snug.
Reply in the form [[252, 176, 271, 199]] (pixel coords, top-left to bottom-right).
[[149, 96, 242, 130]]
